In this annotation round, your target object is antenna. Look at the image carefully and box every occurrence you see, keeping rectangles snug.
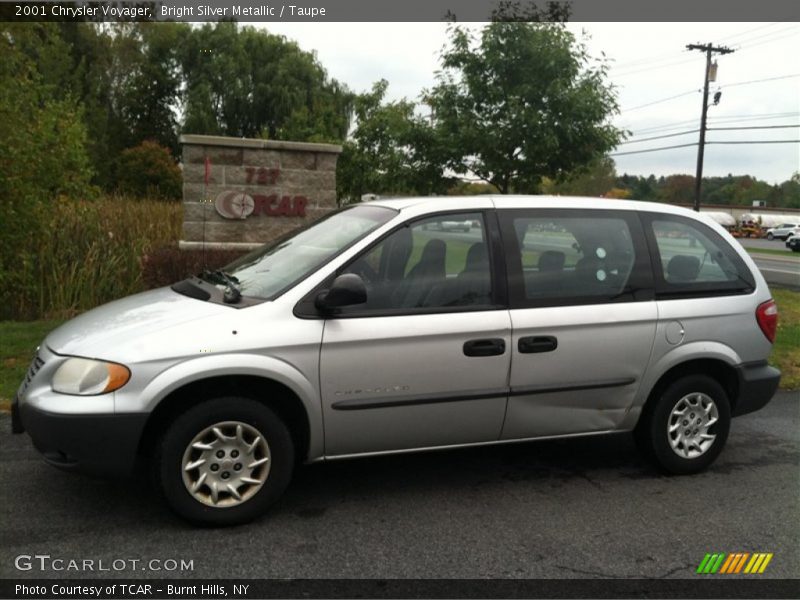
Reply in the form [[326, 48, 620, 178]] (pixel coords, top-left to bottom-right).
[[203, 155, 210, 268]]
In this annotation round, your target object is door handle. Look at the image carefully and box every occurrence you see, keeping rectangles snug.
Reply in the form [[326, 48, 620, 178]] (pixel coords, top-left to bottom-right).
[[518, 336, 558, 354], [463, 338, 506, 357]]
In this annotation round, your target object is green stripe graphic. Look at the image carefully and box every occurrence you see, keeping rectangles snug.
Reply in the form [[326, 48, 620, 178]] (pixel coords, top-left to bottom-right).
[[697, 554, 712, 574], [703, 554, 718, 574], [710, 553, 727, 573]]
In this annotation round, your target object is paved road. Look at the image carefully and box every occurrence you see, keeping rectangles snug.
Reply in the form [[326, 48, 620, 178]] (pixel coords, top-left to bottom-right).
[[2, 392, 798, 580], [750, 255, 800, 288], [736, 237, 795, 254]]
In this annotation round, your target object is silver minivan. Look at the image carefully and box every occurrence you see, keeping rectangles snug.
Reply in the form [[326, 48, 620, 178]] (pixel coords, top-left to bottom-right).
[[13, 196, 781, 525]]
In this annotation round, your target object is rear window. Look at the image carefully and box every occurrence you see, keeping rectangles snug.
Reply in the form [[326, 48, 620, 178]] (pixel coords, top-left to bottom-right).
[[514, 216, 636, 301], [498, 209, 653, 308]]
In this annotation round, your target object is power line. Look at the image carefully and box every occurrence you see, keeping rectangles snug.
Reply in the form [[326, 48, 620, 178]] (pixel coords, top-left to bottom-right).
[[620, 113, 800, 136], [610, 142, 698, 157], [622, 89, 700, 112], [717, 22, 783, 44], [708, 111, 799, 120], [618, 75, 798, 118], [612, 49, 689, 71], [732, 28, 800, 51], [707, 139, 800, 144], [620, 129, 699, 145], [613, 56, 698, 78], [707, 124, 799, 131], [621, 117, 699, 134], [726, 25, 798, 47], [722, 73, 800, 88]]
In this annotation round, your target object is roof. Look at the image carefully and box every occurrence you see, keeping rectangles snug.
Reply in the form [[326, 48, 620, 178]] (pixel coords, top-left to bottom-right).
[[367, 195, 699, 217]]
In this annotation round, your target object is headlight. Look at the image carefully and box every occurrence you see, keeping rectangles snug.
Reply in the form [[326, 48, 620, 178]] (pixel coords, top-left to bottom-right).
[[52, 358, 130, 395]]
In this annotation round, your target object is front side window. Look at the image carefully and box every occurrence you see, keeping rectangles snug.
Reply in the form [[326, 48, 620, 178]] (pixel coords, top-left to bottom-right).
[[213, 205, 397, 299], [646, 214, 755, 295], [502, 211, 646, 306], [340, 212, 493, 312]]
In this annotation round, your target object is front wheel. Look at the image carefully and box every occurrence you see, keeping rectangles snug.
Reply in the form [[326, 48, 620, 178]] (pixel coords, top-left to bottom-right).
[[766, 232, 774, 240], [635, 375, 731, 475], [155, 397, 294, 525]]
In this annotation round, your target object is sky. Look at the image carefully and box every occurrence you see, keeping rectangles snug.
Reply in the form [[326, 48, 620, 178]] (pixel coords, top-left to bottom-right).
[[259, 21, 799, 184]]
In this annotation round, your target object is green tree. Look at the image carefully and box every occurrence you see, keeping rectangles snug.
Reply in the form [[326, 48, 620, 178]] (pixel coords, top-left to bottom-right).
[[180, 23, 352, 142], [657, 175, 695, 204], [425, 22, 624, 193], [336, 80, 453, 203], [542, 156, 618, 197], [779, 173, 800, 208], [0, 24, 94, 313], [115, 141, 183, 200]]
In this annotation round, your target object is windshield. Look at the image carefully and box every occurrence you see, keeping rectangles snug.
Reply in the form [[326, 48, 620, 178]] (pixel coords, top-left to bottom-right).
[[205, 205, 397, 299]]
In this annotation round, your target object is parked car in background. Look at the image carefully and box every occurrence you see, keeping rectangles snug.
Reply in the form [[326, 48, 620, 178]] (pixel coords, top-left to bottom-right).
[[765, 223, 800, 240], [786, 234, 800, 252], [13, 196, 781, 525], [424, 219, 472, 232]]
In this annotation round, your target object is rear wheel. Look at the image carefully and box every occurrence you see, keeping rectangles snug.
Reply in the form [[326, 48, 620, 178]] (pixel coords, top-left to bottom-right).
[[156, 396, 294, 525], [635, 375, 731, 474]]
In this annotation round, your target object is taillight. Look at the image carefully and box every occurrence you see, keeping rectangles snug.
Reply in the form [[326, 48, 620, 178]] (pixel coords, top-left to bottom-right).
[[756, 299, 778, 343]]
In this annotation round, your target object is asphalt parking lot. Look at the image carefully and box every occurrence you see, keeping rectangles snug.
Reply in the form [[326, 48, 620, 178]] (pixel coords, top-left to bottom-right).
[[1, 392, 798, 581]]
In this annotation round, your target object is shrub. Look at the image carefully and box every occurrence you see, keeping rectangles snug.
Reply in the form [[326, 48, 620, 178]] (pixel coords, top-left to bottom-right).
[[0, 196, 182, 320], [141, 246, 249, 289], [115, 141, 182, 200]]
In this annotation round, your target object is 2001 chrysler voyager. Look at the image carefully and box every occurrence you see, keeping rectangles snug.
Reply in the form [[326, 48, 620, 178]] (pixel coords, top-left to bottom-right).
[[13, 196, 781, 525]]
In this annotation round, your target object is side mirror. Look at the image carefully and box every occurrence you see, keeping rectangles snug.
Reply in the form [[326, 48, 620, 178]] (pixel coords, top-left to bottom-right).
[[315, 273, 367, 312]]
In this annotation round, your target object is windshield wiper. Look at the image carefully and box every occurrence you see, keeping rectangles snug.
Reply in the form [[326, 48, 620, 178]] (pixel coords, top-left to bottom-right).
[[199, 269, 242, 304]]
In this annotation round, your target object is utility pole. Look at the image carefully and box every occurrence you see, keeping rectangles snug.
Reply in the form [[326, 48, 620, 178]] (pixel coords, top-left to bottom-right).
[[687, 43, 734, 211]]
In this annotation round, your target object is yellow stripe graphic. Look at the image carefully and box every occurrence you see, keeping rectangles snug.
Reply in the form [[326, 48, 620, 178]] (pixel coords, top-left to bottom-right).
[[744, 554, 757, 573], [751, 554, 767, 573], [745, 553, 762, 573], [758, 554, 773, 573]]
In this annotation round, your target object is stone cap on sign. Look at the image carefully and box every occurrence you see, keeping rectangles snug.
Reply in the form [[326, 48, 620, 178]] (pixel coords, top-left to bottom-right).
[[179, 134, 342, 154]]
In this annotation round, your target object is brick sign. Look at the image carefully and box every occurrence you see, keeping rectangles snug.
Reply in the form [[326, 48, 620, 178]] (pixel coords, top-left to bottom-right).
[[179, 135, 342, 251]]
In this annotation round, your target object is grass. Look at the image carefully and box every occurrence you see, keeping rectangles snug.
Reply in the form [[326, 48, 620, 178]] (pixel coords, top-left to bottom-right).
[[772, 288, 800, 390], [746, 247, 800, 259], [0, 320, 63, 410], [2, 289, 797, 412]]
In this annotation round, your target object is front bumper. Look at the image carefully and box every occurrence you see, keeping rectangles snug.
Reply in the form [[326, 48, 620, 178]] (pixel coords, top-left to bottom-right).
[[733, 361, 781, 417], [14, 397, 148, 477]]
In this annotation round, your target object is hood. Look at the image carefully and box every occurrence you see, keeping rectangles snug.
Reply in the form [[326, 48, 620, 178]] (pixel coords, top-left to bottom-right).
[[45, 287, 233, 359]]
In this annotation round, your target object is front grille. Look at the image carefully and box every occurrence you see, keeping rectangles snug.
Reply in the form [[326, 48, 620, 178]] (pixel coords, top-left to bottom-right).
[[19, 353, 44, 395]]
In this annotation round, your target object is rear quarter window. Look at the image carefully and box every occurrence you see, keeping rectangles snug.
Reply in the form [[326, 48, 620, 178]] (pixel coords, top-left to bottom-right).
[[643, 213, 755, 298]]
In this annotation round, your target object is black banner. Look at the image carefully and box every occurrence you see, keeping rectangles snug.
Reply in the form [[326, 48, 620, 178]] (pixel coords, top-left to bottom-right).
[[3, 578, 800, 599], [1, 0, 800, 22]]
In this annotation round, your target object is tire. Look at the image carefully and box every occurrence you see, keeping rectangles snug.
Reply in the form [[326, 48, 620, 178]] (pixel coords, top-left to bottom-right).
[[766, 232, 774, 240], [155, 396, 294, 525], [635, 375, 731, 475]]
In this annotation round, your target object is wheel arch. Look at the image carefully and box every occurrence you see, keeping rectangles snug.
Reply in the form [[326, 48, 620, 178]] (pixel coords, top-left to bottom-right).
[[137, 374, 317, 465], [637, 358, 739, 427]]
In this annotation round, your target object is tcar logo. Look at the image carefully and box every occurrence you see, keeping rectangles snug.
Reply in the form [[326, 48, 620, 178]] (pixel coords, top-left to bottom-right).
[[215, 191, 254, 220], [214, 191, 308, 220]]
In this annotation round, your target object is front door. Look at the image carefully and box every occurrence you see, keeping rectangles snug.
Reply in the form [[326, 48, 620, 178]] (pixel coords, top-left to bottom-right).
[[319, 211, 512, 456]]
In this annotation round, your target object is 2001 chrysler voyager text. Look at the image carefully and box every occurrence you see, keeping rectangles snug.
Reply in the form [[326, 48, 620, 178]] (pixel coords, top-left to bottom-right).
[[13, 196, 781, 525]]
